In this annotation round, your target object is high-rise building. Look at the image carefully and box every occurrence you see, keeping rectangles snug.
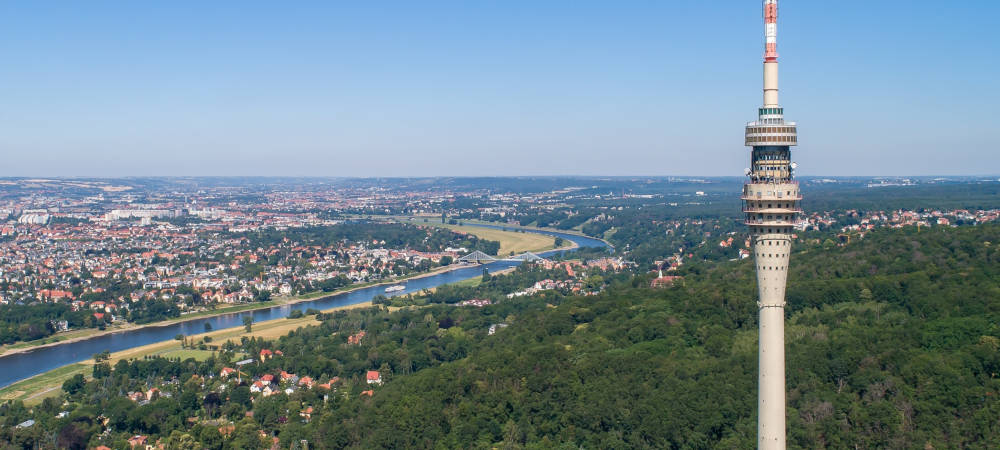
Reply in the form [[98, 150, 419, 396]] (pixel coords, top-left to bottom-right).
[[743, 1, 799, 448]]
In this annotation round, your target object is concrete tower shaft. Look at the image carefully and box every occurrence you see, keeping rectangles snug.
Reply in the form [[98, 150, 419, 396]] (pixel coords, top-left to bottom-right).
[[745, 1, 797, 448]]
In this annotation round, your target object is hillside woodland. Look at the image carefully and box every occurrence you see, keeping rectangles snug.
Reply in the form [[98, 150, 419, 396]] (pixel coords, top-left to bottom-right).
[[1, 224, 998, 448]]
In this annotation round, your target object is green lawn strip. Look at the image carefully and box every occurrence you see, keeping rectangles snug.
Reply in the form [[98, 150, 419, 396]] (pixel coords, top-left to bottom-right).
[[0, 363, 90, 405], [450, 277, 483, 288], [156, 349, 216, 361]]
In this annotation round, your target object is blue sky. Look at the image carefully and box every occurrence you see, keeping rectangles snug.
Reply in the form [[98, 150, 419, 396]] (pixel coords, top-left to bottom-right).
[[0, 1, 996, 177]]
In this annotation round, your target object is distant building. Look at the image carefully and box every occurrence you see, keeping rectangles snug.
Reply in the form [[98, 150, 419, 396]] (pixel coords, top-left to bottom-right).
[[650, 274, 682, 288], [105, 209, 178, 221], [17, 213, 49, 225], [127, 435, 147, 447], [458, 298, 491, 307], [347, 331, 366, 345]]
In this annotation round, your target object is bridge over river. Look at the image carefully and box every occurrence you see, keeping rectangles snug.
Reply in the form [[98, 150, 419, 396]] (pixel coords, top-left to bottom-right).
[[456, 250, 549, 264]]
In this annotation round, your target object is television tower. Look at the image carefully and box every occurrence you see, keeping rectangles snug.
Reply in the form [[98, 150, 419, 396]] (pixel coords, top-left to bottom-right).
[[743, 0, 799, 448]]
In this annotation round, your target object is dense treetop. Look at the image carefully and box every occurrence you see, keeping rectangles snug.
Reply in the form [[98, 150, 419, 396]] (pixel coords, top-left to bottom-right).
[[1, 223, 997, 448]]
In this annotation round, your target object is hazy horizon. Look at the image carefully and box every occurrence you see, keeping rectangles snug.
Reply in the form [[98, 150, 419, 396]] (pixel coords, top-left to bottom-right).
[[3, 174, 999, 182], [0, 1, 996, 177]]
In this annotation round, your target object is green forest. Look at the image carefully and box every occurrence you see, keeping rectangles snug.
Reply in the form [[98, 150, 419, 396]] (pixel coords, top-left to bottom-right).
[[236, 223, 501, 256], [1, 224, 999, 448]]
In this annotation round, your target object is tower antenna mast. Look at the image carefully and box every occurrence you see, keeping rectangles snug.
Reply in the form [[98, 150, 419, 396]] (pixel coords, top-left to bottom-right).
[[743, 1, 800, 448]]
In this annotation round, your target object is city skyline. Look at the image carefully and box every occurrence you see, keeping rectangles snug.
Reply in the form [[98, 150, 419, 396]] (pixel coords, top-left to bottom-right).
[[0, 1, 997, 177]]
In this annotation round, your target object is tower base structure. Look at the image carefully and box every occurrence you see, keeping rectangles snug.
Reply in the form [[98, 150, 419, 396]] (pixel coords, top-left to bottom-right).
[[754, 233, 791, 449]]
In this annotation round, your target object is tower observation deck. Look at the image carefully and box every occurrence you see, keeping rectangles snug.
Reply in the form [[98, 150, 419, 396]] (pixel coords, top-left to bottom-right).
[[746, 1, 798, 449]]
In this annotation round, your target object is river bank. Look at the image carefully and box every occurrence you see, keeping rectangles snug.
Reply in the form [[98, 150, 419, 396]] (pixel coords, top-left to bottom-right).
[[0, 224, 577, 359], [0, 261, 478, 359], [0, 256, 550, 404], [0, 301, 377, 405], [0, 225, 607, 390]]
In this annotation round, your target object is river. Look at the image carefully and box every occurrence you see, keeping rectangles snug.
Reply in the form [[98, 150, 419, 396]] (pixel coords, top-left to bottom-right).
[[0, 225, 608, 388]]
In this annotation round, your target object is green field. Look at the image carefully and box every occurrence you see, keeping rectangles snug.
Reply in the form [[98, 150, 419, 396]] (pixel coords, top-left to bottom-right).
[[395, 218, 570, 255], [156, 349, 217, 361], [0, 363, 89, 405], [450, 277, 484, 288]]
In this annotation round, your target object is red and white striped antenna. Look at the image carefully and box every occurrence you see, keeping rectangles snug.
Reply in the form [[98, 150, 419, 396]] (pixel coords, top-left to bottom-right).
[[762, 0, 780, 107], [764, 0, 778, 62]]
